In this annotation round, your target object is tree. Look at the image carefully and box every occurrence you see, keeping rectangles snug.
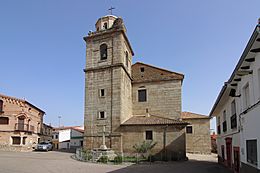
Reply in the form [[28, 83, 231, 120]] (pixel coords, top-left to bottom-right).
[[133, 140, 157, 159]]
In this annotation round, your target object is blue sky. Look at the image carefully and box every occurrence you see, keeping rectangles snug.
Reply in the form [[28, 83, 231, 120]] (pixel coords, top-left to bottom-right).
[[0, 1, 259, 130]]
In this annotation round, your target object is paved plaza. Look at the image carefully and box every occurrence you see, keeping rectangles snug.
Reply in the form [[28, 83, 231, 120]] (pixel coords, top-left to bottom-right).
[[0, 151, 231, 173]]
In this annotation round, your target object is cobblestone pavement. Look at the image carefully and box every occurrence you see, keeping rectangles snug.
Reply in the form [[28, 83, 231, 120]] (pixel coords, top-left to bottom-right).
[[0, 151, 231, 173]]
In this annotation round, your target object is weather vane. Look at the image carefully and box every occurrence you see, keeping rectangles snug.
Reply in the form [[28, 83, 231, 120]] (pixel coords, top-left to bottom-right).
[[108, 7, 115, 15]]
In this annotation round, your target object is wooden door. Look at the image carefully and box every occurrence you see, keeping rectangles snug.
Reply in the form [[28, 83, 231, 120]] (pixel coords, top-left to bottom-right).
[[226, 138, 232, 168], [233, 147, 240, 173]]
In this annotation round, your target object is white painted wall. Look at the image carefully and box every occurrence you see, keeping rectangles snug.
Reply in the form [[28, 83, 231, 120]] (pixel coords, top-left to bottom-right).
[[58, 129, 71, 143], [215, 95, 240, 163], [70, 129, 83, 148], [239, 52, 260, 169]]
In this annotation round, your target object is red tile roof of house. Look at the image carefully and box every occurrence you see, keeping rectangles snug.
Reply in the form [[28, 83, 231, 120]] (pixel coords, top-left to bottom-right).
[[53, 126, 84, 133], [132, 62, 184, 83], [121, 114, 188, 126], [181, 112, 210, 119], [0, 93, 45, 114]]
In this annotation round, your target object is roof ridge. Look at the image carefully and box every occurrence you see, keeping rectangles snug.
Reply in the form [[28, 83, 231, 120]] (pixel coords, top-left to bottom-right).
[[133, 62, 184, 77], [150, 114, 181, 121], [0, 93, 26, 103]]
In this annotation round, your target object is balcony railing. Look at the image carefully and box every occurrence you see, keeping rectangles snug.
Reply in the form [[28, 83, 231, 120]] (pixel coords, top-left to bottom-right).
[[15, 123, 35, 132]]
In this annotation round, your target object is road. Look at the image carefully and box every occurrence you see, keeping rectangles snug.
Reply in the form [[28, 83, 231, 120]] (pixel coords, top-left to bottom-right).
[[0, 151, 231, 173]]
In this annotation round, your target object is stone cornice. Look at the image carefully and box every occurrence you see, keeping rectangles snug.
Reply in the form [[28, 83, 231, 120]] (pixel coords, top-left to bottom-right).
[[84, 63, 133, 81]]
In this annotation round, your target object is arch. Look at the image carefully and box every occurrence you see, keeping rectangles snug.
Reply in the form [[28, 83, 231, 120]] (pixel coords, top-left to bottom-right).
[[100, 43, 108, 60]]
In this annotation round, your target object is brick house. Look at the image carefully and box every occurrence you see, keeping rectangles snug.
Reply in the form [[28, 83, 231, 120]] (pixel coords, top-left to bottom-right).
[[83, 15, 190, 160], [0, 94, 45, 151]]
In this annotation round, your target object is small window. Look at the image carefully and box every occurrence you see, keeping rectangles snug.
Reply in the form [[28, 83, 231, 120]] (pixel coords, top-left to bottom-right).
[[186, 126, 193, 134], [223, 110, 226, 121], [217, 125, 221, 134], [125, 51, 129, 67], [231, 115, 237, 129], [0, 117, 9, 125], [140, 67, 144, 72], [138, 89, 147, 102], [145, 130, 153, 140], [223, 121, 227, 132], [22, 137, 27, 145], [100, 44, 108, 60], [55, 134, 58, 139], [99, 111, 106, 119], [103, 22, 108, 29], [12, 137, 21, 145], [0, 100, 3, 112], [100, 89, 105, 97], [247, 139, 258, 165]]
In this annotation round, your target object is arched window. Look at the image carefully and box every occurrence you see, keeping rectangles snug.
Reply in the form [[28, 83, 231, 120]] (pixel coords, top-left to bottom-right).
[[103, 22, 108, 30], [0, 117, 9, 125], [125, 51, 129, 67], [100, 44, 108, 60], [0, 100, 3, 113]]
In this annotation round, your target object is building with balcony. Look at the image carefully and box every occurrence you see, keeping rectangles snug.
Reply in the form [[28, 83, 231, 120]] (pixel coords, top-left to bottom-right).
[[210, 20, 260, 173], [0, 94, 45, 151], [39, 123, 53, 143]]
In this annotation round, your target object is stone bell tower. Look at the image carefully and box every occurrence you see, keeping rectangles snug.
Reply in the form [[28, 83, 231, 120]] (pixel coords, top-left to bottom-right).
[[83, 15, 134, 151]]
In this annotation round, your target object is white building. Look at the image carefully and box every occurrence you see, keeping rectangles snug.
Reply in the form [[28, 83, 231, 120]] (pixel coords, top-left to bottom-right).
[[52, 126, 84, 150], [210, 20, 260, 173]]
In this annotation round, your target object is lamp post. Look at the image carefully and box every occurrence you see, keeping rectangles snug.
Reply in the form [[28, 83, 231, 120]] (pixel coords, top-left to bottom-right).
[[58, 116, 61, 127]]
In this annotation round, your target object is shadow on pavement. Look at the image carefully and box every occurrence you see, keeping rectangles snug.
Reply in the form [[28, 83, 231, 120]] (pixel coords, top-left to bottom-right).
[[106, 160, 232, 173]]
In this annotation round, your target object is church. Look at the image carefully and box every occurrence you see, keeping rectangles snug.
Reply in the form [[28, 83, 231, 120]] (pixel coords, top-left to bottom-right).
[[83, 14, 206, 160]]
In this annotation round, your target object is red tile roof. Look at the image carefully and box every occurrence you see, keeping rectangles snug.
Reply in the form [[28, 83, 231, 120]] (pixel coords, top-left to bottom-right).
[[121, 115, 188, 126], [54, 126, 84, 133], [0, 93, 45, 114], [181, 112, 210, 119], [132, 62, 184, 83]]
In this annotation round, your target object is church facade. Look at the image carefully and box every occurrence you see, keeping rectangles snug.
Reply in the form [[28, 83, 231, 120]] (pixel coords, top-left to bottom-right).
[[83, 15, 188, 160]]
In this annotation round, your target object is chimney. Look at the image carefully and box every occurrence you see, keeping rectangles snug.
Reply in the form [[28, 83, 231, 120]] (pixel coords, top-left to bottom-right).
[[146, 108, 150, 117]]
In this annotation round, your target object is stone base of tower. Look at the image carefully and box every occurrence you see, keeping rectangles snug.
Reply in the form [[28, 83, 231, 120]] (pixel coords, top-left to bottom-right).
[[83, 133, 123, 153]]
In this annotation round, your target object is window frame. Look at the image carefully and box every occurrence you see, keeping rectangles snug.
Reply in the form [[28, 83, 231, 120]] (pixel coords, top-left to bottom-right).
[[138, 89, 147, 102], [100, 43, 108, 61], [0, 117, 9, 125], [98, 111, 106, 119], [0, 99, 3, 113], [246, 139, 258, 166], [99, 89, 105, 97], [230, 100, 237, 129], [186, 126, 193, 134], [145, 130, 153, 140], [12, 136, 21, 145]]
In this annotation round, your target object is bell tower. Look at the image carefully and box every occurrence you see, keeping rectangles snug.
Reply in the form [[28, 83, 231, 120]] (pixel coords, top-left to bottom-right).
[[83, 15, 134, 151]]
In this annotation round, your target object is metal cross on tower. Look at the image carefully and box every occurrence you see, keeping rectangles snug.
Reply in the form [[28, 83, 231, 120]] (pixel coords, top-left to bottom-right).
[[108, 7, 115, 15]]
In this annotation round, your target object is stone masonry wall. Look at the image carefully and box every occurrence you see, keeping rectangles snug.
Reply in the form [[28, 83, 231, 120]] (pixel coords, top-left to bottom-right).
[[185, 119, 211, 154], [84, 29, 132, 151], [120, 125, 186, 160], [132, 80, 182, 119]]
